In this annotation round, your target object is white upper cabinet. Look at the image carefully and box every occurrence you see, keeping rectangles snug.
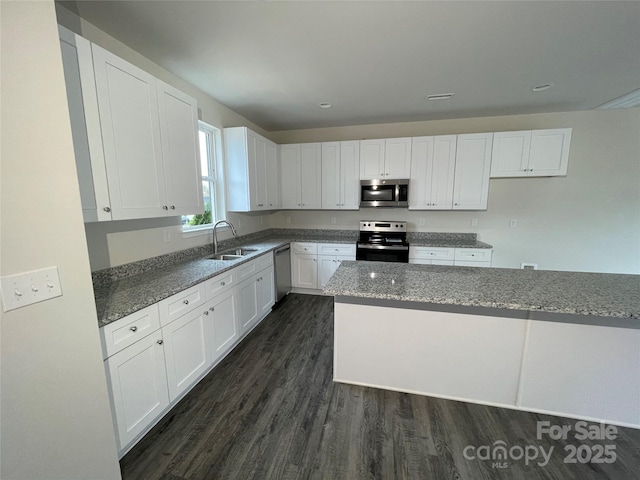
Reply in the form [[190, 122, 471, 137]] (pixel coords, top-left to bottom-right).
[[279, 143, 321, 209], [59, 27, 202, 221], [224, 126, 279, 212], [157, 81, 203, 216], [491, 128, 571, 177], [453, 133, 493, 210], [321, 141, 360, 210], [360, 138, 411, 179], [409, 135, 457, 210]]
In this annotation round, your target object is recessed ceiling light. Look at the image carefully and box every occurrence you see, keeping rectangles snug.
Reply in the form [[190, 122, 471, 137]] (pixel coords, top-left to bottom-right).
[[426, 93, 454, 101], [532, 83, 553, 92], [319, 102, 332, 109]]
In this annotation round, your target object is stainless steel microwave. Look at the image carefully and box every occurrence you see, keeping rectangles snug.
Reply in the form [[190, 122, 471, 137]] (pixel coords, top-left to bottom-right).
[[360, 179, 409, 207]]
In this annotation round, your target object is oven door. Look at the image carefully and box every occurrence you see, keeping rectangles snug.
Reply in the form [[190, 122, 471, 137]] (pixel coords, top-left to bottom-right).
[[356, 244, 409, 263], [360, 182, 398, 207]]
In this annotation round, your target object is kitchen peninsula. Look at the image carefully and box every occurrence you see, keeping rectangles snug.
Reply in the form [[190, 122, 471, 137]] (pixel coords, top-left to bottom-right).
[[325, 261, 640, 429]]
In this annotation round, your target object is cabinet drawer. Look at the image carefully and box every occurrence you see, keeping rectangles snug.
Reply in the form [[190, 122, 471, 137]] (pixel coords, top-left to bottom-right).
[[454, 260, 492, 268], [158, 283, 206, 327], [100, 304, 160, 359], [292, 242, 318, 254], [254, 252, 274, 271], [454, 248, 493, 263], [318, 243, 356, 257], [204, 268, 236, 301], [410, 247, 455, 261]]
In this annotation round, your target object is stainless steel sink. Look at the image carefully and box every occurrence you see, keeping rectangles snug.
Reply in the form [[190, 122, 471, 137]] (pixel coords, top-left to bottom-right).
[[206, 254, 243, 261], [206, 248, 258, 261]]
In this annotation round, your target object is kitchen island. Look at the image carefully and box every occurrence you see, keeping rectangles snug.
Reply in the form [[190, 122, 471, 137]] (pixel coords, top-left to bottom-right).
[[324, 261, 640, 428]]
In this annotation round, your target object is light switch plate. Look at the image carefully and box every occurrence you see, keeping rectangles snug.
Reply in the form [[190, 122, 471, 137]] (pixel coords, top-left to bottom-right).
[[1, 266, 63, 312]]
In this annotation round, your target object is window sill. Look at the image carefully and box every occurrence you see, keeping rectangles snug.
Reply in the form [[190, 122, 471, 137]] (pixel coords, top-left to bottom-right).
[[182, 225, 213, 239]]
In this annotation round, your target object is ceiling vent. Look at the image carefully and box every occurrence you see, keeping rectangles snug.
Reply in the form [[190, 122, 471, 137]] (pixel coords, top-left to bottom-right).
[[426, 93, 454, 101], [595, 88, 640, 110]]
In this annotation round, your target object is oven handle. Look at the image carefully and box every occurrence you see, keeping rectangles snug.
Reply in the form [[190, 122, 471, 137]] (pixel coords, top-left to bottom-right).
[[356, 245, 409, 251]]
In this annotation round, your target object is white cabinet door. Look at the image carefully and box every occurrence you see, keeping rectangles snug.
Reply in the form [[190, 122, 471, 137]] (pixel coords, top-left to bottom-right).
[[490, 130, 532, 177], [59, 27, 111, 222], [237, 275, 260, 334], [322, 141, 360, 210], [452, 133, 492, 210], [300, 143, 322, 209], [280, 144, 301, 208], [318, 256, 338, 289], [265, 141, 279, 209], [528, 128, 571, 176], [92, 43, 167, 220], [340, 141, 360, 209], [430, 136, 457, 209], [321, 142, 341, 209], [157, 80, 202, 216], [409, 136, 456, 210], [384, 137, 412, 178], [161, 307, 211, 402], [207, 289, 239, 362], [292, 253, 318, 289], [250, 130, 268, 209], [359, 139, 386, 179], [256, 266, 275, 316], [104, 333, 169, 451]]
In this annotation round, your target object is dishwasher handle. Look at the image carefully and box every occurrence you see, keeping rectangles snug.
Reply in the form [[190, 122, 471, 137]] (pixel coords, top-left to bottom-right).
[[275, 245, 291, 256]]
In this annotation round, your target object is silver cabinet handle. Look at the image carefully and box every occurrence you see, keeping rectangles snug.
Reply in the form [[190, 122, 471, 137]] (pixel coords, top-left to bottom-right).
[[162, 205, 168, 210], [157, 340, 163, 345], [170, 205, 175, 209], [183, 299, 189, 305], [335, 249, 339, 251], [258, 203, 264, 207], [204, 310, 209, 315], [130, 326, 138, 332], [209, 307, 214, 312], [221, 281, 226, 286], [103, 207, 111, 212]]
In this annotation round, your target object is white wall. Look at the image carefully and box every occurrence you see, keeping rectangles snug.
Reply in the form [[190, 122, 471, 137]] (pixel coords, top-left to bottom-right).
[[55, 5, 276, 271], [0, 2, 121, 479], [269, 109, 640, 274]]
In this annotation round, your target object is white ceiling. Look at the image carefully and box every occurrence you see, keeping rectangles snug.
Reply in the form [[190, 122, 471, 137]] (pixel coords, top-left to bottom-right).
[[62, 1, 640, 131]]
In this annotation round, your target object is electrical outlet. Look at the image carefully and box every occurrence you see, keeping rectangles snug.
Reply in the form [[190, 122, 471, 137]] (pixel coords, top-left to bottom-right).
[[330, 216, 336, 225], [419, 218, 426, 226], [285, 216, 291, 224], [509, 219, 517, 228], [1, 266, 63, 312], [163, 230, 171, 243], [471, 218, 479, 227]]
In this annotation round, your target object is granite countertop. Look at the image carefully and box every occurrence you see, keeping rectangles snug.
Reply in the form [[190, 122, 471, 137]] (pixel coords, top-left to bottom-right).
[[94, 230, 359, 327], [406, 232, 492, 249], [324, 261, 640, 319]]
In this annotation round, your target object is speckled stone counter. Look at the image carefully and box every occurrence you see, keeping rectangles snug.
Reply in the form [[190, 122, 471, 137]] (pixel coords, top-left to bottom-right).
[[324, 260, 640, 320], [93, 229, 359, 327], [407, 232, 492, 248]]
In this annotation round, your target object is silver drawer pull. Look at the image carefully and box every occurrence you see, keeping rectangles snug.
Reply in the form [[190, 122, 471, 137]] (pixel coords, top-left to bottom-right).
[[221, 281, 226, 286], [157, 340, 163, 345], [209, 307, 215, 312], [130, 326, 138, 332], [183, 299, 189, 305], [204, 310, 209, 315]]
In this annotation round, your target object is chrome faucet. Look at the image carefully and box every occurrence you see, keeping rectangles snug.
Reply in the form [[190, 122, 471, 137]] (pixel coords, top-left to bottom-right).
[[212, 220, 238, 255]]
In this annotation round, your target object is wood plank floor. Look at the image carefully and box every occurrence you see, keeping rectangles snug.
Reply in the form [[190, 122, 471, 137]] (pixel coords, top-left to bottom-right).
[[121, 294, 640, 480]]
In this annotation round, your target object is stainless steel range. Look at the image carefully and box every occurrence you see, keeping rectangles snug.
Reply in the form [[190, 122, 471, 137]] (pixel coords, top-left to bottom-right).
[[356, 220, 409, 263]]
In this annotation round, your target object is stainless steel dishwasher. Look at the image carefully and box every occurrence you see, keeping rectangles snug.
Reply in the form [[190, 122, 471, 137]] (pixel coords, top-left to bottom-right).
[[274, 244, 291, 302]]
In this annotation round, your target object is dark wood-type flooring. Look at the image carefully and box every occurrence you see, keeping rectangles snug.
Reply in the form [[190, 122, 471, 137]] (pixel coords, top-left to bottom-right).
[[121, 294, 640, 480]]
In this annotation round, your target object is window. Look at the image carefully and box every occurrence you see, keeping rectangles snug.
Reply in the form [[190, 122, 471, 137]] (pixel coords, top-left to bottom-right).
[[182, 122, 223, 232]]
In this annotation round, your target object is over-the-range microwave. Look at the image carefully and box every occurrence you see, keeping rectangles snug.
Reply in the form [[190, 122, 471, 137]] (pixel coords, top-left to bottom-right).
[[360, 179, 409, 208]]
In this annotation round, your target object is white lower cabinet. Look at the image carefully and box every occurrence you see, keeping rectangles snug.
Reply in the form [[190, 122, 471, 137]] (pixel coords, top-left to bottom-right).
[[237, 264, 275, 335], [409, 246, 492, 267], [318, 255, 353, 288], [292, 242, 356, 290], [161, 307, 211, 402], [207, 289, 239, 362], [104, 332, 169, 452], [101, 253, 275, 457]]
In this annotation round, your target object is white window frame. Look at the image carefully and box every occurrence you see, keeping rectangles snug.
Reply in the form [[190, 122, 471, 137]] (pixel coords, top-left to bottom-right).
[[182, 121, 226, 237]]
